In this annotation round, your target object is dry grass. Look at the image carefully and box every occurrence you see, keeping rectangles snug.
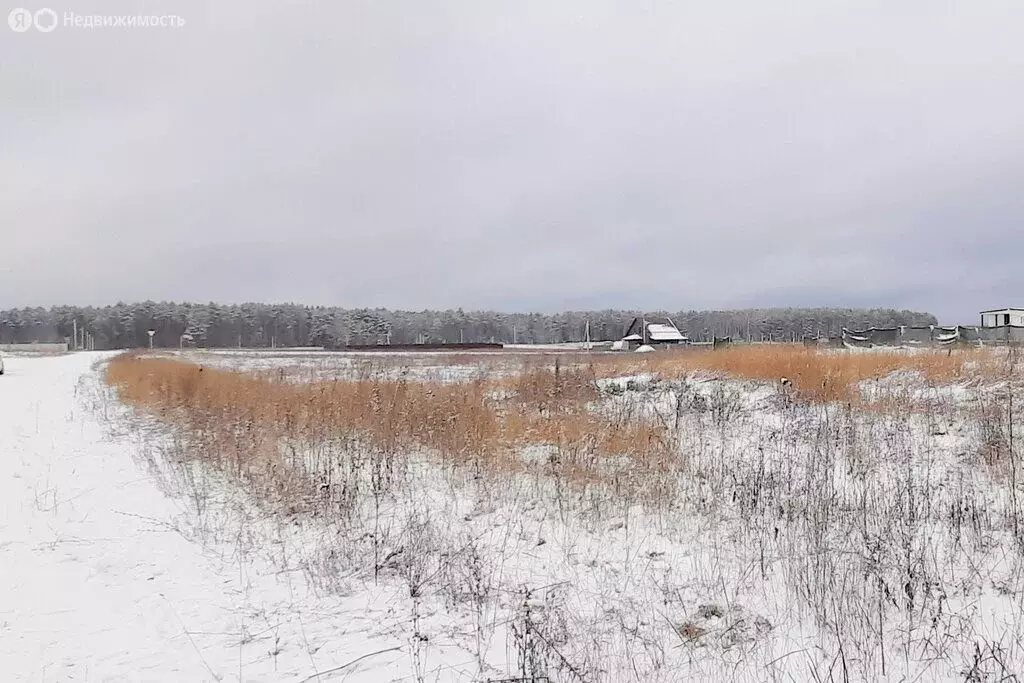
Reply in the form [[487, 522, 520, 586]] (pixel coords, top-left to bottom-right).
[[100, 345, 1024, 681], [190, 344, 997, 404], [582, 344, 997, 403], [104, 352, 676, 506], [105, 345, 1000, 515]]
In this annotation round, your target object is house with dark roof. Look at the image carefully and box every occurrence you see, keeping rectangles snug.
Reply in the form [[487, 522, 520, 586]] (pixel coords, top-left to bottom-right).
[[618, 318, 688, 350]]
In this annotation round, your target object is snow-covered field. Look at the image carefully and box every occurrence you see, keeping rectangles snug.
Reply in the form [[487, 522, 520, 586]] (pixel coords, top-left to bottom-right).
[[176, 349, 545, 384], [0, 353, 420, 682], [4, 350, 1024, 681]]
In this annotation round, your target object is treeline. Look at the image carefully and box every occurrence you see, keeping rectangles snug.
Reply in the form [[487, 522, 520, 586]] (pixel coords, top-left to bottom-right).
[[0, 302, 938, 350]]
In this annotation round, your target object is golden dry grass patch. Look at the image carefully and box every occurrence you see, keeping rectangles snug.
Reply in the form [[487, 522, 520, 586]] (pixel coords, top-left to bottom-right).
[[103, 345, 1005, 500], [583, 345, 999, 403]]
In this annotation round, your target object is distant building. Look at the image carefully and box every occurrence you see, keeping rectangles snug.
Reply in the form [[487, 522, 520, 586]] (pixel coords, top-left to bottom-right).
[[980, 307, 1024, 327], [646, 323, 687, 343], [619, 318, 688, 350]]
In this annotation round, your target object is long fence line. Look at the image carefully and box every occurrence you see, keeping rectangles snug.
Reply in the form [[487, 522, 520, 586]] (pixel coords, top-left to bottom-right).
[[0, 342, 69, 353], [818, 325, 1024, 349], [1, 330, 1020, 355]]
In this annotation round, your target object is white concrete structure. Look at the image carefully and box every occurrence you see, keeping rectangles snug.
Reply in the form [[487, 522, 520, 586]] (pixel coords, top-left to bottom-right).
[[980, 308, 1024, 327]]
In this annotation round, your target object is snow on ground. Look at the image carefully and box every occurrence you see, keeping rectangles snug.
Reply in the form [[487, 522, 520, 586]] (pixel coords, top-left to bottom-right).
[[4, 351, 1024, 682], [0, 353, 792, 682], [177, 350, 517, 384], [177, 348, 614, 385], [0, 353, 416, 682]]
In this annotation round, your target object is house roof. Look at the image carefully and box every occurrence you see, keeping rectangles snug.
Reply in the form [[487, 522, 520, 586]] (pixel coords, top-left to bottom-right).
[[980, 307, 1024, 313], [646, 323, 687, 342]]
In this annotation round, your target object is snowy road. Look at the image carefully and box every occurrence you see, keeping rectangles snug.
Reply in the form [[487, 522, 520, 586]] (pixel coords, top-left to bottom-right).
[[0, 354, 407, 682]]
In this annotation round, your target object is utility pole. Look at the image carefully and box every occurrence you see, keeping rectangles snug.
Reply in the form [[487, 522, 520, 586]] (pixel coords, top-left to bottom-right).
[[73, 319, 78, 351]]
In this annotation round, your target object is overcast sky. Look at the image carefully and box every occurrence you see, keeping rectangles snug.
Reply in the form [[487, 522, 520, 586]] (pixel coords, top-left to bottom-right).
[[2, 1, 1022, 322]]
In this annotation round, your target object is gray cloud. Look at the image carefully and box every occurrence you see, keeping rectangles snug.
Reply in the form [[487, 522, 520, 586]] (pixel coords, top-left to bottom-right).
[[2, 0, 1022, 322]]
